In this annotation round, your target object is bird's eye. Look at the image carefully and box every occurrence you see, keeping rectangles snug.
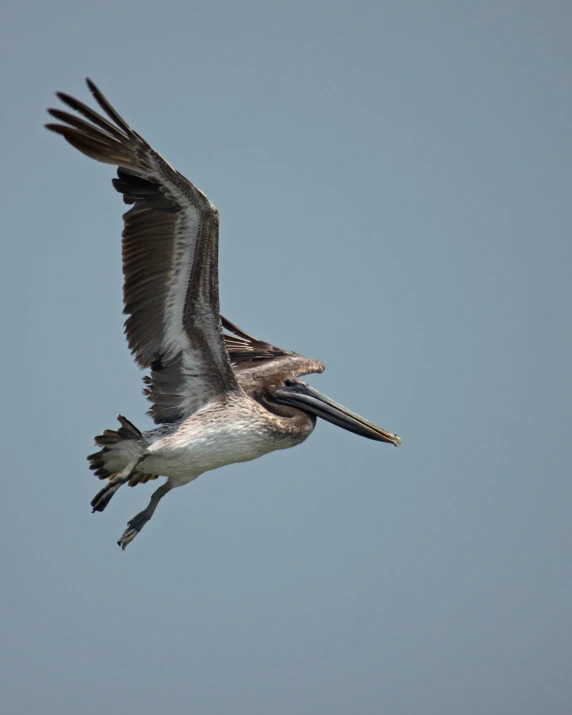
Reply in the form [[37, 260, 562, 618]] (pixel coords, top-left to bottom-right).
[[284, 379, 295, 387]]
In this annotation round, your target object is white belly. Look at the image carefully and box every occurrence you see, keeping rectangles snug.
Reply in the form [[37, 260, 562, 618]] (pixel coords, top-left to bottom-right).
[[138, 399, 298, 485]]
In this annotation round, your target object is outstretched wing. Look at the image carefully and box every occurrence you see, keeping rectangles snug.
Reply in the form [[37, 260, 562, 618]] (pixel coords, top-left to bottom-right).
[[221, 316, 325, 381], [46, 79, 238, 423]]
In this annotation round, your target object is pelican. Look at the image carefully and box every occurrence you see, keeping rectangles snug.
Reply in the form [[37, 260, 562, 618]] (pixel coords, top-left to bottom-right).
[[46, 80, 401, 549]]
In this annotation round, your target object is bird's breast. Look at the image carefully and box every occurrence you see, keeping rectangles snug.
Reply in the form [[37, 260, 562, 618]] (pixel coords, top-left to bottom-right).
[[142, 396, 314, 483]]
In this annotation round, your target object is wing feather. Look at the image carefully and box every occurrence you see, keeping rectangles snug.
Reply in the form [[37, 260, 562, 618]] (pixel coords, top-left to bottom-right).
[[221, 317, 325, 382], [47, 80, 238, 423]]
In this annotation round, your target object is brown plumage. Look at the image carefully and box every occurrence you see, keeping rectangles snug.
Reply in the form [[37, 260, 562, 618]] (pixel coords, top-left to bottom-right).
[[46, 80, 401, 549]]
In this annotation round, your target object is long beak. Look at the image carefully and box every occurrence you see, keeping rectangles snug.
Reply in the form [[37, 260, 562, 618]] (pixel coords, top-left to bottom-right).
[[272, 382, 402, 446]]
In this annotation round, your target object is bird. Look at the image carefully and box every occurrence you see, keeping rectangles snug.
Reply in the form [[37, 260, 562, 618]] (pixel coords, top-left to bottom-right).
[[46, 79, 401, 550]]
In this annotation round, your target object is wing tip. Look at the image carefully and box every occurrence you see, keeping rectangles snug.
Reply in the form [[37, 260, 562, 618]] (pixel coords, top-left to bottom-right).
[[85, 77, 98, 95]]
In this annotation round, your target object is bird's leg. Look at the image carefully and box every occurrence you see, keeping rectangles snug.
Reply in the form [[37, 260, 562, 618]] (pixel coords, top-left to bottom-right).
[[91, 477, 126, 512], [117, 481, 173, 550], [116, 454, 144, 480], [91, 454, 144, 513]]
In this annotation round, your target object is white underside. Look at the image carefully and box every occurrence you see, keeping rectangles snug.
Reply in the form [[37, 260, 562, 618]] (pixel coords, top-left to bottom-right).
[[112, 395, 311, 487], [141, 420, 279, 486]]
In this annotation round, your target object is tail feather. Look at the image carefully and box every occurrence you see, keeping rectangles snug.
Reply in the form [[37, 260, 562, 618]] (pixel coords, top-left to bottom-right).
[[87, 415, 158, 512], [93, 415, 142, 448]]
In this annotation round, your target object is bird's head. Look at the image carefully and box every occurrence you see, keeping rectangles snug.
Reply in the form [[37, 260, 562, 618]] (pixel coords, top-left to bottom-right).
[[266, 378, 401, 445]]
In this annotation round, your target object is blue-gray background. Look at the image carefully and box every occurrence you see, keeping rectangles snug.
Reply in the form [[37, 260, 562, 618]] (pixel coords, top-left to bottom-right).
[[1, 1, 570, 713]]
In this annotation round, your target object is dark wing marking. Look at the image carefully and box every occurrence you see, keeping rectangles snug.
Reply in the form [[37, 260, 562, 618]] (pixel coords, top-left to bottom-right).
[[221, 316, 325, 381], [46, 80, 238, 423], [221, 316, 291, 364]]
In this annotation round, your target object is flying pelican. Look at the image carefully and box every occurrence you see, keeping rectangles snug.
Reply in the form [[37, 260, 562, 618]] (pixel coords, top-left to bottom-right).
[[46, 80, 401, 549]]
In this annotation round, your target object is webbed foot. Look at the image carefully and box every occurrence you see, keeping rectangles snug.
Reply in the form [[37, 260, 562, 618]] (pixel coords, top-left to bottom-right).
[[117, 510, 150, 550]]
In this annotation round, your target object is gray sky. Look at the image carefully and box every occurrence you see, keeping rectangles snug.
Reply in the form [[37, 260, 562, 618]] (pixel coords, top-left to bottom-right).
[[1, 1, 571, 713]]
